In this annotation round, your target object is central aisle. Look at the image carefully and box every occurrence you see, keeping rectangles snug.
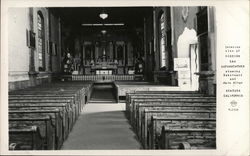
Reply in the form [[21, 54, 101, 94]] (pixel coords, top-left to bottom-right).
[[61, 103, 142, 150]]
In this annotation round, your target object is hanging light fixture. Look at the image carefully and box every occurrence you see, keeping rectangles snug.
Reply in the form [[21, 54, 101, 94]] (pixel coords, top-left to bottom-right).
[[99, 10, 108, 20], [101, 30, 107, 35]]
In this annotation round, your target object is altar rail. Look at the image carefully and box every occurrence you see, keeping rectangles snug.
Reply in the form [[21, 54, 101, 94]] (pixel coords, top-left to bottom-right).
[[72, 74, 143, 81]]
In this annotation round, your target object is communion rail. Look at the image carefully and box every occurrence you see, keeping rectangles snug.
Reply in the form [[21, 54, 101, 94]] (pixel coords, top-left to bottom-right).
[[71, 74, 143, 81]]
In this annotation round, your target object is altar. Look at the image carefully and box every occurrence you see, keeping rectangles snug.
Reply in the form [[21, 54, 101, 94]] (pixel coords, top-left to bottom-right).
[[91, 64, 118, 75], [96, 70, 112, 75], [80, 40, 138, 76]]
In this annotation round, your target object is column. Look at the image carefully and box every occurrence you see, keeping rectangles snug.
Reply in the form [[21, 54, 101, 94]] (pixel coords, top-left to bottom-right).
[[109, 41, 113, 60], [82, 43, 85, 65], [123, 43, 125, 65], [28, 8, 38, 87], [47, 9, 52, 72], [125, 42, 128, 66], [153, 7, 158, 71], [114, 42, 117, 60], [58, 17, 62, 70], [95, 42, 99, 61], [127, 42, 132, 66], [143, 17, 147, 79], [28, 8, 36, 74]]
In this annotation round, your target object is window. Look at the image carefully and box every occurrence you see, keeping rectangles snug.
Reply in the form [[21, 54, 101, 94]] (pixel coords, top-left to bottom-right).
[[37, 12, 45, 71], [159, 13, 166, 68]]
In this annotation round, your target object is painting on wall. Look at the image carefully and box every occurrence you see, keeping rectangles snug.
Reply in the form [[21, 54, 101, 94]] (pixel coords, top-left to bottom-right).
[[26, 29, 36, 49]]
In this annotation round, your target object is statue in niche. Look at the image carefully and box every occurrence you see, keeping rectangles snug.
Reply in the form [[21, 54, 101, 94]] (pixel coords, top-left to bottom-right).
[[135, 57, 144, 74], [63, 49, 74, 75], [102, 48, 107, 62], [97, 48, 107, 63]]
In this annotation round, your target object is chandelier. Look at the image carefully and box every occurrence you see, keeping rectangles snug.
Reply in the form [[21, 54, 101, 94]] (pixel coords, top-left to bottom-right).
[[101, 30, 107, 35], [99, 11, 108, 20]]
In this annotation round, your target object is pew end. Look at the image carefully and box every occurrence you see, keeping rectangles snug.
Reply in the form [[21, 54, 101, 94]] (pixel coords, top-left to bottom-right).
[[178, 142, 191, 149], [159, 126, 216, 150], [9, 126, 45, 150]]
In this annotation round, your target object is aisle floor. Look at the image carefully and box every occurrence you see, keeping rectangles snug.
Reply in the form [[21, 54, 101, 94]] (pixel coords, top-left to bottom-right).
[[61, 103, 142, 150]]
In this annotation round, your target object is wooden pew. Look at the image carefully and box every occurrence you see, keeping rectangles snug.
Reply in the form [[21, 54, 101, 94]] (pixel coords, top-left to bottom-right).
[[8, 99, 78, 124], [9, 94, 82, 114], [9, 85, 89, 113], [9, 97, 75, 112], [9, 100, 74, 131], [9, 92, 84, 113], [141, 109, 216, 148], [130, 97, 216, 107], [124, 90, 216, 149], [127, 96, 216, 114], [9, 109, 64, 149], [133, 91, 199, 93], [9, 126, 44, 150], [128, 97, 216, 122], [134, 103, 216, 138], [8, 81, 93, 150], [125, 92, 206, 114], [9, 116, 55, 150], [9, 81, 92, 112], [126, 90, 203, 100], [9, 103, 72, 140], [148, 117, 216, 149], [131, 101, 216, 125], [126, 92, 205, 107], [159, 128, 216, 149]]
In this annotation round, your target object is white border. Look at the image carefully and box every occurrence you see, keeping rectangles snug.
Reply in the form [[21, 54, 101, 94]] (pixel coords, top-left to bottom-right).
[[1, 0, 249, 155]]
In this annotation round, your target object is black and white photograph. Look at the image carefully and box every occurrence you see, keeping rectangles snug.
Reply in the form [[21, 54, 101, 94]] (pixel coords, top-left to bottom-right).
[[1, 0, 249, 155]]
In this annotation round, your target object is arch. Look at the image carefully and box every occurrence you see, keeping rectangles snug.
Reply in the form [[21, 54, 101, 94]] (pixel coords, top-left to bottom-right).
[[37, 11, 46, 71]]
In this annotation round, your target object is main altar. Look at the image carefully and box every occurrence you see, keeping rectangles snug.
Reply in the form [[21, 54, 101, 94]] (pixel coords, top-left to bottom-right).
[[91, 59, 118, 75], [80, 40, 137, 76]]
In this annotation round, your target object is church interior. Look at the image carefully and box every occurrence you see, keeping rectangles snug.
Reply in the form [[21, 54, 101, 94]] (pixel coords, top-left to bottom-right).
[[7, 6, 217, 150]]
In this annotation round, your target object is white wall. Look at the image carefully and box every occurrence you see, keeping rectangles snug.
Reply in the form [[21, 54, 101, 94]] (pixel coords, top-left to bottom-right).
[[177, 27, 197, 58], [8, 8, 30, 82]]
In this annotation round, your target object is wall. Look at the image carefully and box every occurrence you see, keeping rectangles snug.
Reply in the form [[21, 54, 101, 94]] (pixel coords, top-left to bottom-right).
[[50, 12, 62, 73], [8, 8, 61, 91], [8, 8, 30, 83], [172, 7, 199, 58], [172, 7, 200, 90], [171, 7, 216, 94], [151, 6, 216, 93], [208, 7, 216, 81]]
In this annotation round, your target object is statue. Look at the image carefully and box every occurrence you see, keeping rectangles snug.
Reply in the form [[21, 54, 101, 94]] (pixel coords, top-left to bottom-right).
[[135, 57, 144, 74], [63, 52, 74, 75]]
